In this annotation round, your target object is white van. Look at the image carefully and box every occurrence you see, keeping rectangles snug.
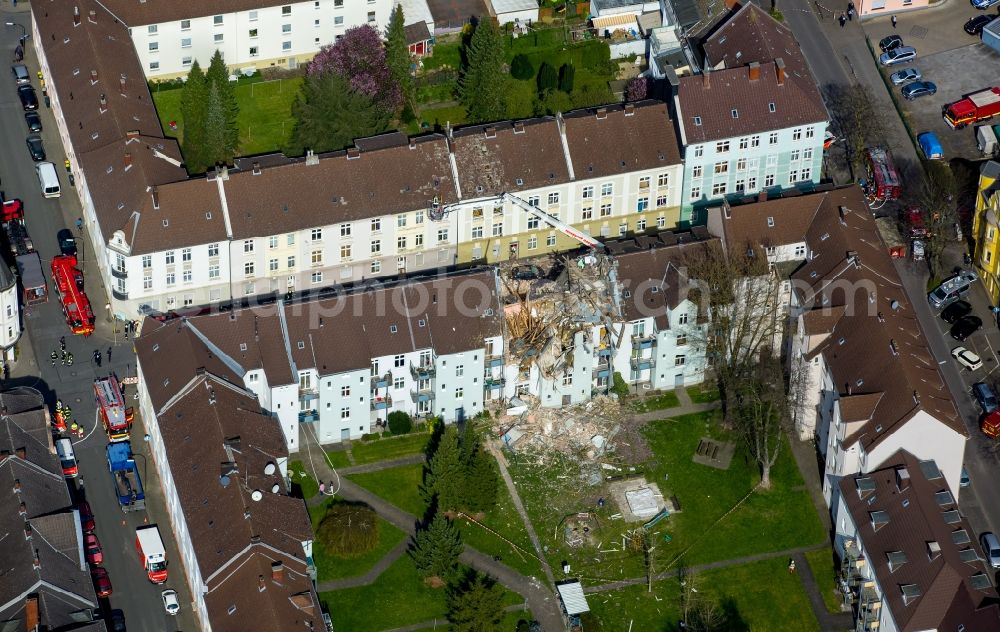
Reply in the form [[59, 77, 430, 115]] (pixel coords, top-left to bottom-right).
[[55, 437, 78, 478], [35, 162, 61, 198]]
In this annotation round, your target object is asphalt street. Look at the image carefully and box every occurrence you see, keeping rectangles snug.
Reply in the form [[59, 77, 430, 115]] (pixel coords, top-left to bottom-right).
[[1, 8, 195, 632]]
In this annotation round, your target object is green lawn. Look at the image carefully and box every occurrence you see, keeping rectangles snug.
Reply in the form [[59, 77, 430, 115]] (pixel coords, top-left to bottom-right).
[[347, 433, 429, 466], [584, 557, 821, 632], [509, 410, 826, 582], [348, 463, 427, 517], [320, 555, 524, 631], [150, 75, 303, 159], [324, 450, 352, 470], [288, 460, 319, 499], [805, 546, 845, 614], [631, 390, 681, 413], [687, 384, 721, 404], [308, 497, 407, 582]]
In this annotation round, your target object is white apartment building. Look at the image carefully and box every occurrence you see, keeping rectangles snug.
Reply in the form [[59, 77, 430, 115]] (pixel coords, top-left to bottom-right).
[[96, 0, 393, 79], [0, 262, 21, 364]]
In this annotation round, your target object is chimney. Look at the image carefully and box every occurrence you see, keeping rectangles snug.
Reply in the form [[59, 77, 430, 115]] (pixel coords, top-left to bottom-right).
[[119, 74, 127, 95], [513, 121, 525, 134], [624, 103, 635, 116], [13, 478, 21, 493], [15, 447, 25, 459], [217, 164, 229, 181], [748, 61, 761, 81], [757, 189, 768, 203], [24, 523, 32, 540], [25, 596, 38, 632], [484, 126, 496, 139], [346, 147, 361, 160], [90, 69, 98, 84], [32, 550, 40, 570], [99, 93, 107, 110], [126, 129, 140, 143], [596, 107, 608, 120], [702, 72, 710, 89], [775, 58, 786, 86], [150, 186, 159, 209], [305, 149, 319, 166], [271, 561, 285, 583], [895, 467, 911, 492], [124, 152, 132, 170], [258, 575, 267, 592], [88, 9, 97, 23], [252, 161, 262, 175], [18, 501, 26, 516], [73, 6, 81, 27]]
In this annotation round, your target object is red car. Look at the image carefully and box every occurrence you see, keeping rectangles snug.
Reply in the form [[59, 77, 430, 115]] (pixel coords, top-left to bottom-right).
[[91, 567, 112, 597], [84, 533, 103, 565], [77, 502, 95, 533]]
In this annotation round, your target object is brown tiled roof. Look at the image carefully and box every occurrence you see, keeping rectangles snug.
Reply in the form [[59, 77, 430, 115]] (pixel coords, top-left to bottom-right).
[[222, 136, 456, 240], [95, 0, 309, 26], [562, 102, 682, 180], [703, 4, 811, 79], [714, 194, 823, 251], [156, 375, 319, 632], [451, 118, 569, 198], [677, 63, 827, 144], [33, 0, 189, 249], [801, 305, 846, 336], [186, 308, 295, 385], [839, 451, 1000, 631], [838, 392, 884, 424], [404, 21, 432, 45], [790, 186, 965, 449]]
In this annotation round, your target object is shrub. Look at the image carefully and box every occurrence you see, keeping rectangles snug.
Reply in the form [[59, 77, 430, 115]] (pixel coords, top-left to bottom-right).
[[361, 432, 382, 441], [388, 411, 413, 435], [317, 503, 378, 556], [611, 371, 630, 400], [537, 62, 558, 93], [510, 54, 534, 80], [626, 76, 648, 101], [558, 63, 575, 93]]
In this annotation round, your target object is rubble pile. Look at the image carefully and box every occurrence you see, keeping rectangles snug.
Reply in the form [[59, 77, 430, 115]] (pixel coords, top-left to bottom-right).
[[496, 396, 625, 460]]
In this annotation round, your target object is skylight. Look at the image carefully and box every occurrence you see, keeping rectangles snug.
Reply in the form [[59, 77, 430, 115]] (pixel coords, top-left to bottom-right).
[[935, 490, 955, 507]]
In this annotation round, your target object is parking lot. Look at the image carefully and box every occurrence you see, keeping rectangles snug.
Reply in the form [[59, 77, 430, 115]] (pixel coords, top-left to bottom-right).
[[866, 7, 1000, 160]]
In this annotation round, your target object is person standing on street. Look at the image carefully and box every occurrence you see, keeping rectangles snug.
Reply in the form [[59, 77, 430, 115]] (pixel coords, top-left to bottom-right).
[[93, 350, 102, 367], [50, 350, 58, 366], [840, 13, 847, 27], [107, 347, 112, 362], [59, 336, 66, 351], [892, 15, 897, 28]]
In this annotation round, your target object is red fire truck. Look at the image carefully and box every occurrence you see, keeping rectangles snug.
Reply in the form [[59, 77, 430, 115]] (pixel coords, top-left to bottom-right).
[[95, 375, 133, 442], [942, 87, 1000, 129], [50, 255, 95, 336], [862, 147, 902, 209]]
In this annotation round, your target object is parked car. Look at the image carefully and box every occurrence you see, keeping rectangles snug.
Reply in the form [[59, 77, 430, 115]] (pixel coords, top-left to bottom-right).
[[107, 610, 126, 632], [965, 14, 994, 34], [928, 270, 979, 308], [890, 68, 921, 85], [973, 382, 998, 413], [24, 111, 42, 133], [55, 438, 78, 478], [57, 229, 77, 256], [17, 85, 38, 111], [880, 46, 917, 66], [952, 346, 983, 370], [951, 315, 982, 341], [91, 567, 112, 598], [972, 0, 1000, 9], [941, 300, 972, 323], [162, 589, 180, 615], [26, 135, 45, 161], [879, 35, 904, 51], [11, 63, 30, 85], [981, 532, 1000, 568], [77, 501, 95, 532], [903, 81, 937, 100], [84, 533, 104, 565]]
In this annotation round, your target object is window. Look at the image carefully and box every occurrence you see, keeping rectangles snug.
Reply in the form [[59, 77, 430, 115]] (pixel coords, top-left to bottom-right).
[[165, 251, 175, 265], [766, 155, 778, 167], [181, 37, 191, 48], [249, 28, 258, 38], [547, 234, 557, 246], [182, 57, 192, 67], [414, 234, 424, 247], [397, 236, 407, 250], [693, 146, 704, 158], [312, 250, 324, 265], [340, 244, 351, 259], [691, 165, 703, 179], [312, 271, 323, 284], [527, 216, 540, 230], [182, 248, 192, 262], [471, 226, 483, 238], [765, 173, 776, 187], [713, 161, 728, 175], [547, 192, 560, 206], [803, 148, 814, 161], [371, 240, 381, 254], [282, 5, 292, 15], [370, 260, 381, 273], [340, 223, 352, 238], [639, 176, 650, 190], [582, 185, 594, 199], [800, 167, 812, 181], [265, 235, 276, 249], [214, 15, 224, 25], [715, 141, 730, 153], [527, 236, 537, 250], [181, 20, 191, 30], [806, 127, 815, 139], [712, 182, 727, 196], [287, 233, 295, 246], [371, 218, 381, 232], [736, 158, 747, 171], [657, 173, 669, 188], [249, 46, 259, 57], [693, 116, 702, 126], [690, 187, 701, 201], [618, 223, 627, 236], [244, 262, 255, 276], [415, 210, 424, 224], [768, 132, 778, 145], [790, 149, 801, 162], [243, 240, 254, 253], [581, 206, 593, 220], [656, 216, 666, 228], [792, 128, 802, 141], [310, 228, 323, 241], [394, 355, 405, 368], [144, 276, 153, 290], [735, 179, 745, 193], [183, 269, 192, 283], [788, 170, 799, 184], [794, 244, 807, 257], [397, 214, 407, 228], [368, 11, 376, 22], [249, 11, 258, 21], [269, 258, 279, 272], [148, 25, 158, 35], [492, 223, 503, 237], [437, 229, 448, 242], [751, 135, 760, 147], [601, 183, 614, 197], [340, 407, 350, 420], [600, 203, 612, 217], [214, 34, 224, 44], [287, 256, 296, 269], [209, 264, 220, 279], [455, 387, 464, 399], [768, 102, 776, 113], [166, 272, 175, 286], [636, 218, 647, 232], [282, 41, 292, 51], [282, 24, 292, 33], [676, 335, 687, 346], [739, 137, 748, 150], [335, 0, 344, 6], [149, 42, 159, 52], [637, 197, 649, 212], [142, 255, 152, 268], [334, 16, 344, 25], [675, 355, 686, 366]]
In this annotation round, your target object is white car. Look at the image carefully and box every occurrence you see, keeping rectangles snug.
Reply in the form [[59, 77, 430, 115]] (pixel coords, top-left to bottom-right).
[[161, 589, 180, 616], [952, 346, 983, 371]]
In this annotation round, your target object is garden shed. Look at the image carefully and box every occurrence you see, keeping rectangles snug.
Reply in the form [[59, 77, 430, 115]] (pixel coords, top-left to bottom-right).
[[490, 0, 539, 26]]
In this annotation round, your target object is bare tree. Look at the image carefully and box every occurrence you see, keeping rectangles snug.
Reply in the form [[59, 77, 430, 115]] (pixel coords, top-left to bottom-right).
[[915, 161, 959, 278], [733, 353, 790, 489], [823, 84, 890, 179], [685, 242, 786, 407], [677, 567, 730, 632]]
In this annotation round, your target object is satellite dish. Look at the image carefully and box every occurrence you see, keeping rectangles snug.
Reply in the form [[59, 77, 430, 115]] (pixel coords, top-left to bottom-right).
[[220, 475, 231, 488], [251, 490, 263, 502], [271, 484, 280, 494], [264, 462, 276, 476], [890, 300, 900, 311]]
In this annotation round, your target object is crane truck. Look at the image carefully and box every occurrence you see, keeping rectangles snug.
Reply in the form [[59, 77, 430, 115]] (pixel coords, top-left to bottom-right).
[[107, 441, 145, 512]]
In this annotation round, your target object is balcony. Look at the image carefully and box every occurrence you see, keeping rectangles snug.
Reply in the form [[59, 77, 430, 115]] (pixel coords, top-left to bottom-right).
[[410, 388, 433, 403], [594, 361, 611, 378], [111, 266, 128, 279], [371, 395, 392, 411], [298, 410, 319, 422], [410, 361, 435, 379], [632, 333, 656, 349], [597, 346, 612, 357], [111, 288, 129, 301], [484, 375, 505, 388], [630, 356, 654, 370], [485, 354, 503, 368], [370, 373, 391, 389]]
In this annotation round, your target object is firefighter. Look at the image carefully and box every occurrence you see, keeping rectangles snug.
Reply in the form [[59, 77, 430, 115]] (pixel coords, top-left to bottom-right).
[[50, 350, 58, 366], [69, 421, 79, 434], [76, 425, 85, 439], [66, 352, 74, 366]]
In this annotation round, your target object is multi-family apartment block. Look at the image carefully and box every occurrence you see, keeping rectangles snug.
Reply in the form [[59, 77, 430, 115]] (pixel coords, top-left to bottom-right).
[[674, 4, 828, 223], [94, 0, 393, 80], [132, 348, 321, 631], [971, 160, 1000, 304], [0, 262, 20, 365], [836, 451, 1000, 631]]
